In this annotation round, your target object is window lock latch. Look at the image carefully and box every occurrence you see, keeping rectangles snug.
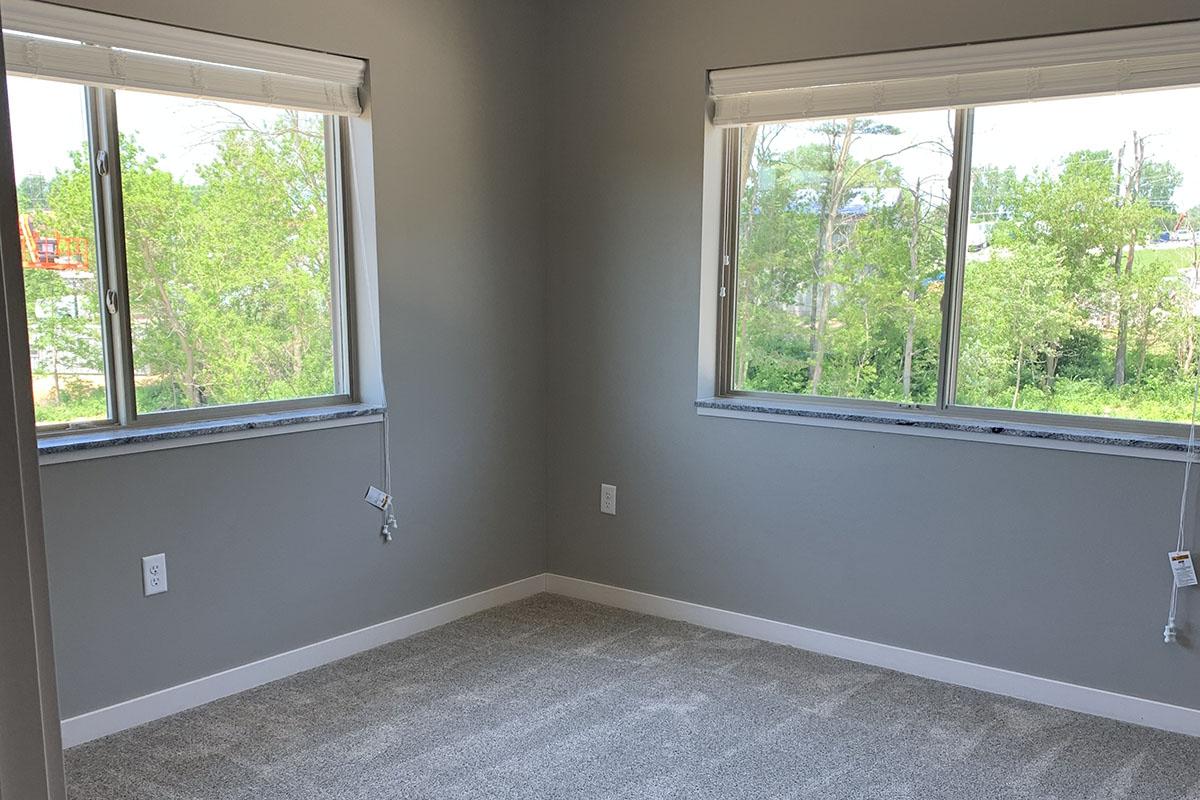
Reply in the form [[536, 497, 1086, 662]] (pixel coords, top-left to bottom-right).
[[105, 288, 119, 315], [95, 150, 109, 177]]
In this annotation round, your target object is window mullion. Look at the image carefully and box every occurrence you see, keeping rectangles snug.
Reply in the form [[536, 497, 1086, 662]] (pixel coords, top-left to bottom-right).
[[325, 115, 352, 399], [86, 87, 137, 426], [936, 107, 974, 412], [80, 88, 115, 425], [716, 127, 741, 396]]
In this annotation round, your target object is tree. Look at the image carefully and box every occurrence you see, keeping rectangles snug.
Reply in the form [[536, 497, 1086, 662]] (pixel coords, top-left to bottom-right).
[[1108, 135, 1176, 388], [969, 165, 1020, 223], [1125, 256, 1184, 382], [1138, 159, 1183, 228], [113, 135, 205, 405], [735, 116, 950, 402], [187, 111, 333, 404], [959, 243, 1073, 409], [18, 174, 49, 211], [23, 106, 334, 421], [804, 117, 904, 393], [21, 153, 103, 412], [844, 176, 947, 402], [731, 111, 1199, 424], [734, 124, 819, 392], [985, 144, 1179, 392], [990, 149, 1120, 385]]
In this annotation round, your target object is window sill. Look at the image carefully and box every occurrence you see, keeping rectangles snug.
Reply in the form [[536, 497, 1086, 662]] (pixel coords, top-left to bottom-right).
[[695, 397, 1195, 461], [38, 403, 385, 465]]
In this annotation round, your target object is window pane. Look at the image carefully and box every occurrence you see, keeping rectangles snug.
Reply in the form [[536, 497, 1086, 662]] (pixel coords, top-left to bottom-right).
[[733, 111, 954, 403], [114, 91, 336, 413], [8, 76, 107, 426], [959, 88, 1200, 424]]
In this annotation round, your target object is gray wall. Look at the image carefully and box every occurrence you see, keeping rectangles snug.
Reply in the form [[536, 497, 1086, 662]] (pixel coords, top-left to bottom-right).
[[38, 0, 1200, 722], [40, 0, 548, 719], [544, 0, 1200, 710]]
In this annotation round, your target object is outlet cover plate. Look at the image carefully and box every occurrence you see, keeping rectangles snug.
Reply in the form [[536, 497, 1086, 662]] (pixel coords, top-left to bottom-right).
[[142, 553, 168, 596], [600, 483, 617, 515]]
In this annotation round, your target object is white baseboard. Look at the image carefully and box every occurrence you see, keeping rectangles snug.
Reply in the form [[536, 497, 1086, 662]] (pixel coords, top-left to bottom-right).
[[546, 574, 1200, 737], [62, 571, 1200, 747], [60, 573, 548, 747]]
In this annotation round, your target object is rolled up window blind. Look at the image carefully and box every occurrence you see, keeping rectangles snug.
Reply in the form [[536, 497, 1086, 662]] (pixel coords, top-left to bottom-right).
[[1, 0, 366, 115], [709, 20, 1200, 127]]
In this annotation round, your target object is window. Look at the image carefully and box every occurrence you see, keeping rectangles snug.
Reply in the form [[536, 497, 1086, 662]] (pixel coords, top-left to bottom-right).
[[711, 22, 1200, 434], [958, 90, 1200, 424], [5, 0, 366, 432], [112, 91, 341, 414], [10, 77, 105, 425], [730, 111, 953, 404]]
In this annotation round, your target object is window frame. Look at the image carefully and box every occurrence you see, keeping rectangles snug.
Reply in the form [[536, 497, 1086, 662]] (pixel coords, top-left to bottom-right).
[[713, 101, 1200, 440], [28, 83, 357, 437]]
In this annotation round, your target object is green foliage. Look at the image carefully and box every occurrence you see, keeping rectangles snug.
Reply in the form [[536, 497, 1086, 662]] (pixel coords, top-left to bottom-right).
[[736, 118, 947, 404], [970, 165, 1020, 221], [30, 377, 106, 423], [24, 107, 334, 423], [19, 174, 49, 210], [957, 243, 1073, 409], [735, 119, 1200, 424]]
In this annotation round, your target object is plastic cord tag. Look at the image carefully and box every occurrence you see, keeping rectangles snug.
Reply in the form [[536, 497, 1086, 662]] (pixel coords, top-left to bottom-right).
[[364, 485, 392, 511], [1170, 551, 1198, 588]]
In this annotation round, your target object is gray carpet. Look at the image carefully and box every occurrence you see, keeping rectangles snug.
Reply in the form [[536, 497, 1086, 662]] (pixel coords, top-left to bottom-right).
[[67, 593, 1200, 799]]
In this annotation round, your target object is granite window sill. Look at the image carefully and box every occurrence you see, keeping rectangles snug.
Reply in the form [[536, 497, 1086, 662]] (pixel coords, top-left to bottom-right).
[[38, 403, 385, 464], [695, 396, 1195, 461]]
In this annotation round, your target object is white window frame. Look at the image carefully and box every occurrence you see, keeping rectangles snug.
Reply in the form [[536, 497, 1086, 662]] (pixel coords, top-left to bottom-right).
[[709, 21, 1200, 439], [1, 0, 375, 438]]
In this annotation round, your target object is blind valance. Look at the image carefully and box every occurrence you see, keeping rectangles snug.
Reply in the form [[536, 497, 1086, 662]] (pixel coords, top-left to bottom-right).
[[1, 0, 365, 115], [709, 21, 1200, 126]]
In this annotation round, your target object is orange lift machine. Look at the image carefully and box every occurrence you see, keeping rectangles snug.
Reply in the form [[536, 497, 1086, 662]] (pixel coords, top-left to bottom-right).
[[18, 214, 89, 271]]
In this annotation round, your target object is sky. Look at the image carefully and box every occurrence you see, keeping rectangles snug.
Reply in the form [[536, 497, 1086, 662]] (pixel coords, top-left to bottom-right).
[[12, 74, 1200, 209], [6, 74, 301, 188], [756, 83, 1200, 212]]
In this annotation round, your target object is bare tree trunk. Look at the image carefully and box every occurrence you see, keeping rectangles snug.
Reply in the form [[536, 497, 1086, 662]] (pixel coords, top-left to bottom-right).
[[807, 290, 818, 368], [1113, 133, 1144, 388], [1012, 343, 1024, 410], [737, 125, 760, 240], [902, 179, 922, 401], [1114, 317, 1128, 386], [810, 281, 833, 392], [1136, 342, 1147, 381], [1187, 226, 1199, 376], [1135, 313, 1151, 381], [292, 325, 303, 379], [1114, 235, 1137, 387], [809, 118, 856, 394], [1111, 143, 1126, 387], [902, 311, 916, 401], [1043, 351, 1058, 390], [139, 240, 201, 406], [853, 312, 871, 392]]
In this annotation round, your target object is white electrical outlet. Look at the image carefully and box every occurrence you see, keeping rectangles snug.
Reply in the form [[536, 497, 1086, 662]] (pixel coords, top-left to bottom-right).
[[142, 553, 168, 596], [600, 483, 617, 515]]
